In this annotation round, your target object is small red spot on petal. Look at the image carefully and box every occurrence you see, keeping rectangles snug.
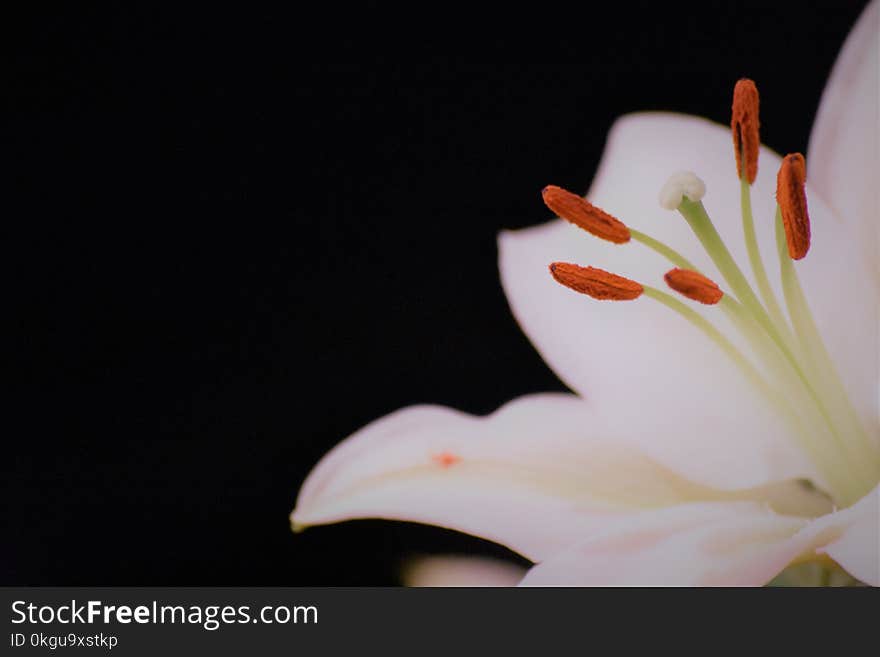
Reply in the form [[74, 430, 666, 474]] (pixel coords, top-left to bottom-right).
[[432, 452, 461, 468]]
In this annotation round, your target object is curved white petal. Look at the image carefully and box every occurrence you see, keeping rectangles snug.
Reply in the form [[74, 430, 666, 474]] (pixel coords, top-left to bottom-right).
[[292, 393, 828, 561], [401, 555, 527, 587], [521, 487, 879, 587], [808, 0, 879, 283], [520, 502, 810, 586], [500, 113, 878, 489], [819, 485, 880, 585]]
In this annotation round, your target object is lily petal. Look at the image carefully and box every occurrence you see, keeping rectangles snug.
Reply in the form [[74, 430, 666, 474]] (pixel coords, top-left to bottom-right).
[[522, 494, 876, 586], [808, 0, 879, 283], [521, 487, 879, 586], [401, 555, 526, 587], [520, 502, 810, 586], [292, 393, 827, 561], [819, 484, 880, 585], [500, 113, 877, 489]]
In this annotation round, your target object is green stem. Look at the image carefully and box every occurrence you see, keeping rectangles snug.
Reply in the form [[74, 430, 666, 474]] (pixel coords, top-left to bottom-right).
[[739, 177, 794, 343], [646, 287, 853, 499], [720, 297, 857, 499], [774, 208, 880, 503], [643, 286, 772, 398], [678, 198, 803, 379], [630, 228, 699, 271], [632, 217, 845, 484]]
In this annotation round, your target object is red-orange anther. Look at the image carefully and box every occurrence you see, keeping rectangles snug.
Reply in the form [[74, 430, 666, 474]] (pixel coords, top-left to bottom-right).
[[776, 153, 810, 260], [542, 185, 631, 244], [664, 268, 724, 305], [549, 263, 643, 301], [732, 78, 761, 184]]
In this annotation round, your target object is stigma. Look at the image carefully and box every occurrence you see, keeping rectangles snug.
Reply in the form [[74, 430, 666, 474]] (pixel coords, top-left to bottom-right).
[[659, 172, 706, 210]]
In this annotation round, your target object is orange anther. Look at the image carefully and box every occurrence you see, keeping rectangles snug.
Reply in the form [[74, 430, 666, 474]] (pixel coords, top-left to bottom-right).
[[542, 185, 631, 244], [732, 78, 760, 184], [776, 153, 810, 260], [664, 268, 724, 305], [549, 263, 643, 301]]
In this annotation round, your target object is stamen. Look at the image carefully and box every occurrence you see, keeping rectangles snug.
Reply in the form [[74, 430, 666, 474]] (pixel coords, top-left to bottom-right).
[[542, 185, 631, 244], [674, 193, 794, 365], [739, 175, 793, 343], [549, 263, 643, 300], [658, 171, 706, 210], [629, 228, 700, 271], [776, 153, 811, 260], [644, 286, 845, 489], [539, 81, 875, 507], [664, 268, 723, 305], [641, 286, 779, 412], [731, 78, 760, 184], [775, 208, 880, 501], [719, 293, 857, 497]]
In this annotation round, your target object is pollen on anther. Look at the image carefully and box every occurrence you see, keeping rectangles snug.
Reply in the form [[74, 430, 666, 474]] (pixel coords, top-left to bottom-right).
[[732, 78, 760, 184], [664, 268, 723, 305], [542, 185, 631, 244], [549, 262, 643, 301], [776, 153, 810, 260], [432, 452, 461, 468]]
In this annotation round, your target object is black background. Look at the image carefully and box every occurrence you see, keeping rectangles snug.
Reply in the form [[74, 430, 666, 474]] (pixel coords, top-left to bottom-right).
[[5, 1, 871, 584]]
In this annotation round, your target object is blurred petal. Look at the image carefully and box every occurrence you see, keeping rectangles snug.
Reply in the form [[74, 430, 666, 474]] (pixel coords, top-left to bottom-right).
[[820, 485, 880, 585], [499, 113, 877, 489], [401, 555, 526, 587], [522, 488, 879, 586], [520, 502, 809, 586], [808, 0, 879, 283], [292, 393, 827, 561]]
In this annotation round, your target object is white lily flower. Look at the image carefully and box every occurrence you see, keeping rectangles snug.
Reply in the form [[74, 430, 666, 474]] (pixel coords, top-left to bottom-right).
[[291, 1, 880, 586]]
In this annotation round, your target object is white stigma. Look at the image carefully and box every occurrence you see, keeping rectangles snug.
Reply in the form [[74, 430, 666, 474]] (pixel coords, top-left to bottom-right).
[[659, 171, 706, 210]]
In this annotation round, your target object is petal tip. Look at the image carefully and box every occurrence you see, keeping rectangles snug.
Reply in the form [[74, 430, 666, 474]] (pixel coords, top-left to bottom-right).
[[290, 511, 309, 534]]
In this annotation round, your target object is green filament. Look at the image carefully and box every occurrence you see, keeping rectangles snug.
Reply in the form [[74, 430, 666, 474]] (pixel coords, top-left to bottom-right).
[[609, 196, 876, 505], [739, 177, 794, 344], [775, 208, 880, 503], [630, 228, 699, 271], [719, 296, 857, 499]]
